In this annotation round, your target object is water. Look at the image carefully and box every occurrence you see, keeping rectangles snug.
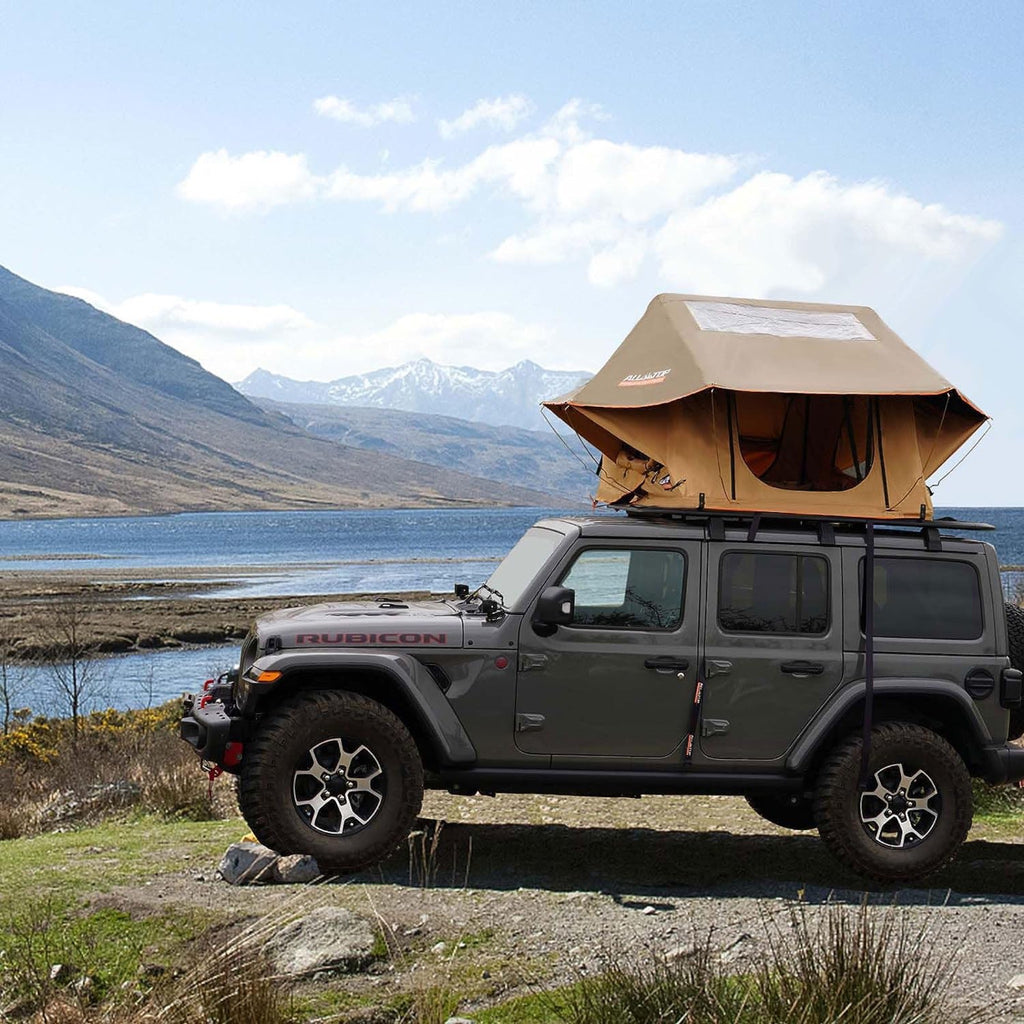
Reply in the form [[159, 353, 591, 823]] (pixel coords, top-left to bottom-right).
[[8, 646, 239, 719], [0, 506, 574, 595], [2, 505, 1021, 716]]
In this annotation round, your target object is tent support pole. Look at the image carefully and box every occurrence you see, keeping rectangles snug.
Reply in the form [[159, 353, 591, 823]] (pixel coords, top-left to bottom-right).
[[859, 521, 876, 788], [727, 394, 737, 499], [874, 399, 890, 508]]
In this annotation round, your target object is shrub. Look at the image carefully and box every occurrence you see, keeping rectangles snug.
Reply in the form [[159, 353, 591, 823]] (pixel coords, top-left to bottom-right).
[[543, 902, 980, 1024]]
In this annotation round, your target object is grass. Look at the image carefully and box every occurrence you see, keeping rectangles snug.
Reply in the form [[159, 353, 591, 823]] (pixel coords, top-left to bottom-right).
[[0, 901, 213, 1016], [0, 815, 244, 902]]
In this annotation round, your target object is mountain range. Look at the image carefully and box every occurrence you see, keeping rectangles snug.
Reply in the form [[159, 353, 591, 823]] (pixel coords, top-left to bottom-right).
[[256, 399, 600, 502], [0, 265, 560, 518], [235, 359, 591, 432]]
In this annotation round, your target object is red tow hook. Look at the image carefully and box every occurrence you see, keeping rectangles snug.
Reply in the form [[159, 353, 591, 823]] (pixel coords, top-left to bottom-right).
[[206, 742, 243, 799]]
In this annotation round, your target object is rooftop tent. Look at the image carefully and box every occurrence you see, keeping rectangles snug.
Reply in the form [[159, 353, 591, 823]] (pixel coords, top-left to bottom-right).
[[544, 295, 987, 519]]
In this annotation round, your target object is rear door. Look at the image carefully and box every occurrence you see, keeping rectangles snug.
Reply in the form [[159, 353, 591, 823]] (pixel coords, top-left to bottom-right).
[[699, 543, 845, 761]]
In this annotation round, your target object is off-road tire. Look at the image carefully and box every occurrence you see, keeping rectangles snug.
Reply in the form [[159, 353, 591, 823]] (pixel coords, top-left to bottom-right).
[[815, 722, 972, 882], [745, 792, 817, 830], [238, 690, 423, 873], [1004, 602, 1024, 739]]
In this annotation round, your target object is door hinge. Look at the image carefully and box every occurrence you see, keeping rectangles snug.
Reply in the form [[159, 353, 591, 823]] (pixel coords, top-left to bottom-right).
[[701, 718, 730, 737], [518, 653, 549, 672], [516, 713, 546, 733]]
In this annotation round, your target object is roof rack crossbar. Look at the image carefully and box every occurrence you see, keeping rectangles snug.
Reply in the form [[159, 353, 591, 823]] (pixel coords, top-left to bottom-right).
[[621, 507, 994, 532]]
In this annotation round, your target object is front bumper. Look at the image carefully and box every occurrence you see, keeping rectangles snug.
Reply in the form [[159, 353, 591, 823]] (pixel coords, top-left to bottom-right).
[[180, 693, 248, 770], [980, 743, 1024, 785]]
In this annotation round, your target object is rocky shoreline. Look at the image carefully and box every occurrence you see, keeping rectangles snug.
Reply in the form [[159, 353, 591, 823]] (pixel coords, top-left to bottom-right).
[[0, 565, 434, 659]]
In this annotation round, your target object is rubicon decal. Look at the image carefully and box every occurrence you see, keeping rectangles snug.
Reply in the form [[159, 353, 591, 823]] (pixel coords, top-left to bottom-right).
[[295, 632, 448, 645], [618, 368, 671, 387]]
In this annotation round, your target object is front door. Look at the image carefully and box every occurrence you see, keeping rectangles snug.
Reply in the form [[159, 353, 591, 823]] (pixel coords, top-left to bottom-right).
[[515, 541, 701, 758], [699, 543, 845, 761]]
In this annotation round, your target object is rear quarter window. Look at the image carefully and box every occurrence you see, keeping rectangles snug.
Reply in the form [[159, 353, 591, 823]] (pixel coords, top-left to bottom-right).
[[861, 557, 983, 640]]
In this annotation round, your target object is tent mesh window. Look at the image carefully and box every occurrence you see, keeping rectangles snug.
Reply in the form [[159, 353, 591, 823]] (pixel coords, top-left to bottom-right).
[[735, 393, 874, 493]]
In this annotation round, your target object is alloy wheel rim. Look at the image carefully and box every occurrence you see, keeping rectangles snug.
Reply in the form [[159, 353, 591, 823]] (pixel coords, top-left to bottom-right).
[[859, 762, 941, 848], [292, 737, 385, 836]]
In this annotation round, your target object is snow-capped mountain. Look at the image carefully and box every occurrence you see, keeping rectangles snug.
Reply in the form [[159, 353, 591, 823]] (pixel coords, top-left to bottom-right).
[[235, 358, 592, 431]]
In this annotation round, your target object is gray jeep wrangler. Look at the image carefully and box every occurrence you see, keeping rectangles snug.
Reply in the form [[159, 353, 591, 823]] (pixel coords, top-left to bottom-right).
[[181, 512, 1024, 882]]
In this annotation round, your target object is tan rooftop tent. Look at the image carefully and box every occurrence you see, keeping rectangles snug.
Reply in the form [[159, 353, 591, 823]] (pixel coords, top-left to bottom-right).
[[544, 295, 987, 520]]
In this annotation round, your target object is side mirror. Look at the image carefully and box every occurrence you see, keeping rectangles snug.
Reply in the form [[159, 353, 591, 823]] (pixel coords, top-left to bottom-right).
[[533, 586, 575, 636]]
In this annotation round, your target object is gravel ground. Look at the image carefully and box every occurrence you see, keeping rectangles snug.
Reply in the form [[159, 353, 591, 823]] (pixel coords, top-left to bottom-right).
[[101, 791, 1024, 1022]]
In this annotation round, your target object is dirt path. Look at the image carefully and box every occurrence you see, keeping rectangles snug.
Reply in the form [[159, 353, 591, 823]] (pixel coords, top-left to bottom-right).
[[100, 792, 1024, 1022]]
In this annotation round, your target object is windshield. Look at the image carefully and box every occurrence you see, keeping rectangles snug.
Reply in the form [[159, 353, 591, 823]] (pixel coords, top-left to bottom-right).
[[484, 526, 566, 610]]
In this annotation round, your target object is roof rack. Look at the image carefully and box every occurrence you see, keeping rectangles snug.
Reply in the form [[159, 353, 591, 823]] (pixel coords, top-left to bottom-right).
[[620, 507, 993, 552]]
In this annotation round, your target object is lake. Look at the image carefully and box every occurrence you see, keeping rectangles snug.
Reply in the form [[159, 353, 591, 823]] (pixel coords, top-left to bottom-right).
[[2, 505, 1021, 715]]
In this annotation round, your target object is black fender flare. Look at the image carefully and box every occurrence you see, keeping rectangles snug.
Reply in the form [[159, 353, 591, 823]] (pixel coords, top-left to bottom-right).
[[248, 650, 477, 766], [786, 677, 995, 775]]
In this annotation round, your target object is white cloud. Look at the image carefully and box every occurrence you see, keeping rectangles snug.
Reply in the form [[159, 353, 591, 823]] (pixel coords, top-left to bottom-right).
[[438, 94, 533, 138], [176, 149, 320, 211], [59, 287, 313, 336], [654, 171, 1004, 296], [56, 285, 558, 379], [313, 95, 415, 126], [57, 286, 317, 378], [176, 99, 1004, 298], [338, 311, 553, 371]]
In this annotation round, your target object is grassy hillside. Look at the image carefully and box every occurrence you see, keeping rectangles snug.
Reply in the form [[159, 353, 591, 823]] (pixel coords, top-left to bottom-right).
[[0, 266, 560, 517]]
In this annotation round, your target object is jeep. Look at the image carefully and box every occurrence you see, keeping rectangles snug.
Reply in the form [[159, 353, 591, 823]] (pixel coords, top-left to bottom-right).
[[181, 511, 1024, 882]]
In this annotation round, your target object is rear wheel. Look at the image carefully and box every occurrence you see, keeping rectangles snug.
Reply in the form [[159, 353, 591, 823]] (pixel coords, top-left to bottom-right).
[[1004, 602, 1024, 739], [745, 792, 816, 830], [815, 722, 972, 882], [238, 690, 423, 873]]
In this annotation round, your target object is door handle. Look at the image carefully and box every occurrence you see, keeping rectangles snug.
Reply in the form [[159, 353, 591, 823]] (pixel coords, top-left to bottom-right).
[[780, 660, 825, 676], [644, 657, 689, 673], [706, 659, 732, 677]]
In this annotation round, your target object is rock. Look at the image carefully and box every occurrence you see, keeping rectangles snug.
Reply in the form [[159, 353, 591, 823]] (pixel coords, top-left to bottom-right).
[[719, 933, 757, 965], [218, 842, 278, 885], [666, 944, 697, 961], [431, 941, 448, 954], [444, 1018, 477, 1024], [266, 907, 376, 976], [72, 976, 96, 999], [273, 853, 321, 884], [1008, 974, 1024, 990], [49, 963, 75, 984], [641, 905, 656, 915]]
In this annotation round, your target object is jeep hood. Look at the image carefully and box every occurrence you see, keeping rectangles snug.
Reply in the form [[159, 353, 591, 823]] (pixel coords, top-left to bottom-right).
[[256, 599, 464, 650]]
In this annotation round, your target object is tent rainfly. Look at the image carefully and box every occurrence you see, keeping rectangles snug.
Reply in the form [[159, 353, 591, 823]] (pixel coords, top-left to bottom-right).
[[544, 295, 988, 520]]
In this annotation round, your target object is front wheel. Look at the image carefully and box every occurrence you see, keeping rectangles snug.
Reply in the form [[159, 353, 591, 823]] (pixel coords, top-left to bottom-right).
[[238, 690, 424, 873], [815, 722, 972, 882]]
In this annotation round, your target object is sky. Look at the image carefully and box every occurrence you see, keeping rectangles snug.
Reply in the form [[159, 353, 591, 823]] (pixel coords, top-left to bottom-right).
[[1, 1, 1022, 504]]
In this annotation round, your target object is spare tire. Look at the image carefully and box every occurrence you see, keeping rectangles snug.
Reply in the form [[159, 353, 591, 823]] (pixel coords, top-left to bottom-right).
[[1004, 602, 1024, 739]]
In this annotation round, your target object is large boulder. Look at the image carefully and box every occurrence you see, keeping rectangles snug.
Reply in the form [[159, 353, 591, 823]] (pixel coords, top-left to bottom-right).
[[218, 842, 278, 885], [266, 907, 376, 976]]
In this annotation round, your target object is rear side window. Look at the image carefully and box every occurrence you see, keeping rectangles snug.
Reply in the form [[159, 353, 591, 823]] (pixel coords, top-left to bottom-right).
[[862, 557, 983, 640], [718, 552, 829, 635], [559, 548, 685, 630]]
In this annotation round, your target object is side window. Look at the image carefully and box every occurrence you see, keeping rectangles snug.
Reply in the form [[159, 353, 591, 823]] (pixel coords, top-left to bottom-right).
[[559, 548, 685, 630], [861, 557, 983, 640], [718, 552, 829, 635]]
